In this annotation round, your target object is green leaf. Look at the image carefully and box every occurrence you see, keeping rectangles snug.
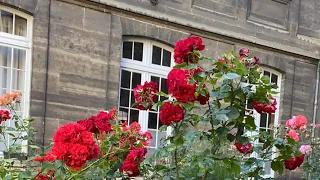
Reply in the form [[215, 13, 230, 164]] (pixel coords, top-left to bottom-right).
[[227, 133, 235, 142], [159, 125, 168, 132], [224, 73, 240, 79], [231, 162, 241, 175], [245, 116, 256, 130], [216, 114, 228, 121], [271, 160, 284, 174], [173, 62, 187, 68], [226, 107, 240, 120], [186, 63, 198, 70], [157, 91, 169, 97], [261, 75, 270, 84]]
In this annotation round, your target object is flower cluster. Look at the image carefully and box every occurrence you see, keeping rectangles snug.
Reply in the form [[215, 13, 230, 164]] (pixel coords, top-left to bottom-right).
[[234, 141, 253, 154], [51, 123, 100, 170], [284, 154, 305, 170], [133, 81, 158, 110], [0, 91, 20, 106], [77, 108, 117, 134], [253, 96, 277, 114], [286, 115, 307, 132], [120, 122, 153, 147], [283, 115, 311, 170], [238, 48, 259, 67], [35, 169, 55, 180], [159, 102, 184, 126], [0, 109, 10, 123], [120, 147, 147, 177], [34, 152, 55, 163], [174, 36, 205, 64], [167, 68, 209, 104]]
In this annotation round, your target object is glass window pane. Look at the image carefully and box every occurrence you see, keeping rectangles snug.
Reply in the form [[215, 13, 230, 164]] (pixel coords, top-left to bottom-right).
[[120, 89, 130, 107], [1, 89, 6, 96], [152, 46, 161, 65], [121, 70, 131, 89], [158, 132, 167, 147], [260, 113, 267, 128], [132, 72, 141, 89], [129, 109, 139, 124], [11, 70, 25, 92], [131, 90, 135, 106], [148, 130, 157, 147], [122, 41, 132, 59], [247, 99, 253, 110], [271, 74, 278, 85], [0, 10, 13, 34], [268, 114, 275, 128], [151, 76, 160, 85], [14, 15, 27, 37], [265, 161, 271, 174], [118, 108, 129, 122], [162, 49, 171, 67], [13, 49, 26, 70], [161, 78, 168, 93], [0, 46, 12, 68], [133, 42, 143, 61], [0, 68, 10, 89], [148, 112, 158, 129]]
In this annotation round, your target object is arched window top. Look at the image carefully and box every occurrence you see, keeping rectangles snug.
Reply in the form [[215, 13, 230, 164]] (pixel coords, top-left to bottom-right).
[[121, 37, 174, 76], [0, 5, 33, 46]]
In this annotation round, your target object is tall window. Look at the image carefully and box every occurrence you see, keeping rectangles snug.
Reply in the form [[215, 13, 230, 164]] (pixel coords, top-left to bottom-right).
[[246, 67, 281, 178], [119, 38, 173, 152], [0, 6, 33, 153]]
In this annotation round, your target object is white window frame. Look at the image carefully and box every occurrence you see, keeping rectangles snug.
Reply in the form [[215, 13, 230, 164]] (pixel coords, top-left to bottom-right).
[[0, 5, 33, 155], [119, 37, 174, 149], [245, 67, 282, 178]]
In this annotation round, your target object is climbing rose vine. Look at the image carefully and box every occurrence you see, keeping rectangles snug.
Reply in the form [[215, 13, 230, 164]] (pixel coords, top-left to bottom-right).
[[0, 36, 319, 179]]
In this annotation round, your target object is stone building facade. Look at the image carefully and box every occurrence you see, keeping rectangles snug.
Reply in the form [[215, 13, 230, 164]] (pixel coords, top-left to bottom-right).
[[0, 0, 319, 179]]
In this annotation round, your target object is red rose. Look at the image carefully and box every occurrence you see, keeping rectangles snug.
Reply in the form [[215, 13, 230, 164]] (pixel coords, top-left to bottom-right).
[[77, 109, 116, 134], [253, 97, 277, 114], [64, 144, 90, 170], [0, 110, 10, 123], [120, 147, 147, 177], [239, 48, 250, 57], [234, 141, 253, 154], [284, 155, 305, 170], [159, 102, 184, 125], [133, 81, 158, 110], [174, 36, 205, 64], [34, 152, 56, 162], [51, 123, 100, 170]]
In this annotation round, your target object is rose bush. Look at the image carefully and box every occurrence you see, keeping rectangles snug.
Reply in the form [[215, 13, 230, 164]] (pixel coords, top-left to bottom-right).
[[0, 36, 319, 179]]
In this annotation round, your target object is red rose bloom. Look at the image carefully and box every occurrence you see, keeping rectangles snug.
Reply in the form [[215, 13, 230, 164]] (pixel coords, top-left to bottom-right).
[[77, 108, 116, 134], [35, 169, 55, 180], [284, 155, 305, 170], [34, 152, 56, 162], [51, 123, 100, 170], [239, 48, 250, 57], [174, 36, 205, 64], [253, 97, 277, 114], [234, 141, 253, 154], [159, 102, 184, 125], [0, 109, 10, 123], [120, 147, 147, 177], [133, 81, 158, 110], [167, 69, 196, 103]]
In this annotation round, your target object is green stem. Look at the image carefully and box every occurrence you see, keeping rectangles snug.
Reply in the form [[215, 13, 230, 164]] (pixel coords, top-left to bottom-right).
[[174, 148, 180, 180]]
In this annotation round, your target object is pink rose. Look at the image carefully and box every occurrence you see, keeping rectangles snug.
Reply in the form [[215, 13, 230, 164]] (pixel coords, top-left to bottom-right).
[[299, 145, 312, 155], [286, 130, 299, 142]]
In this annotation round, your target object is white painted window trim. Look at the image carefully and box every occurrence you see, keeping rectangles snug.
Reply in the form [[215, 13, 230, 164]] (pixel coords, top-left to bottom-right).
[[119, 37, 174, 149], [0, 5, 33, 155], [245, 67, 282, 178]]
